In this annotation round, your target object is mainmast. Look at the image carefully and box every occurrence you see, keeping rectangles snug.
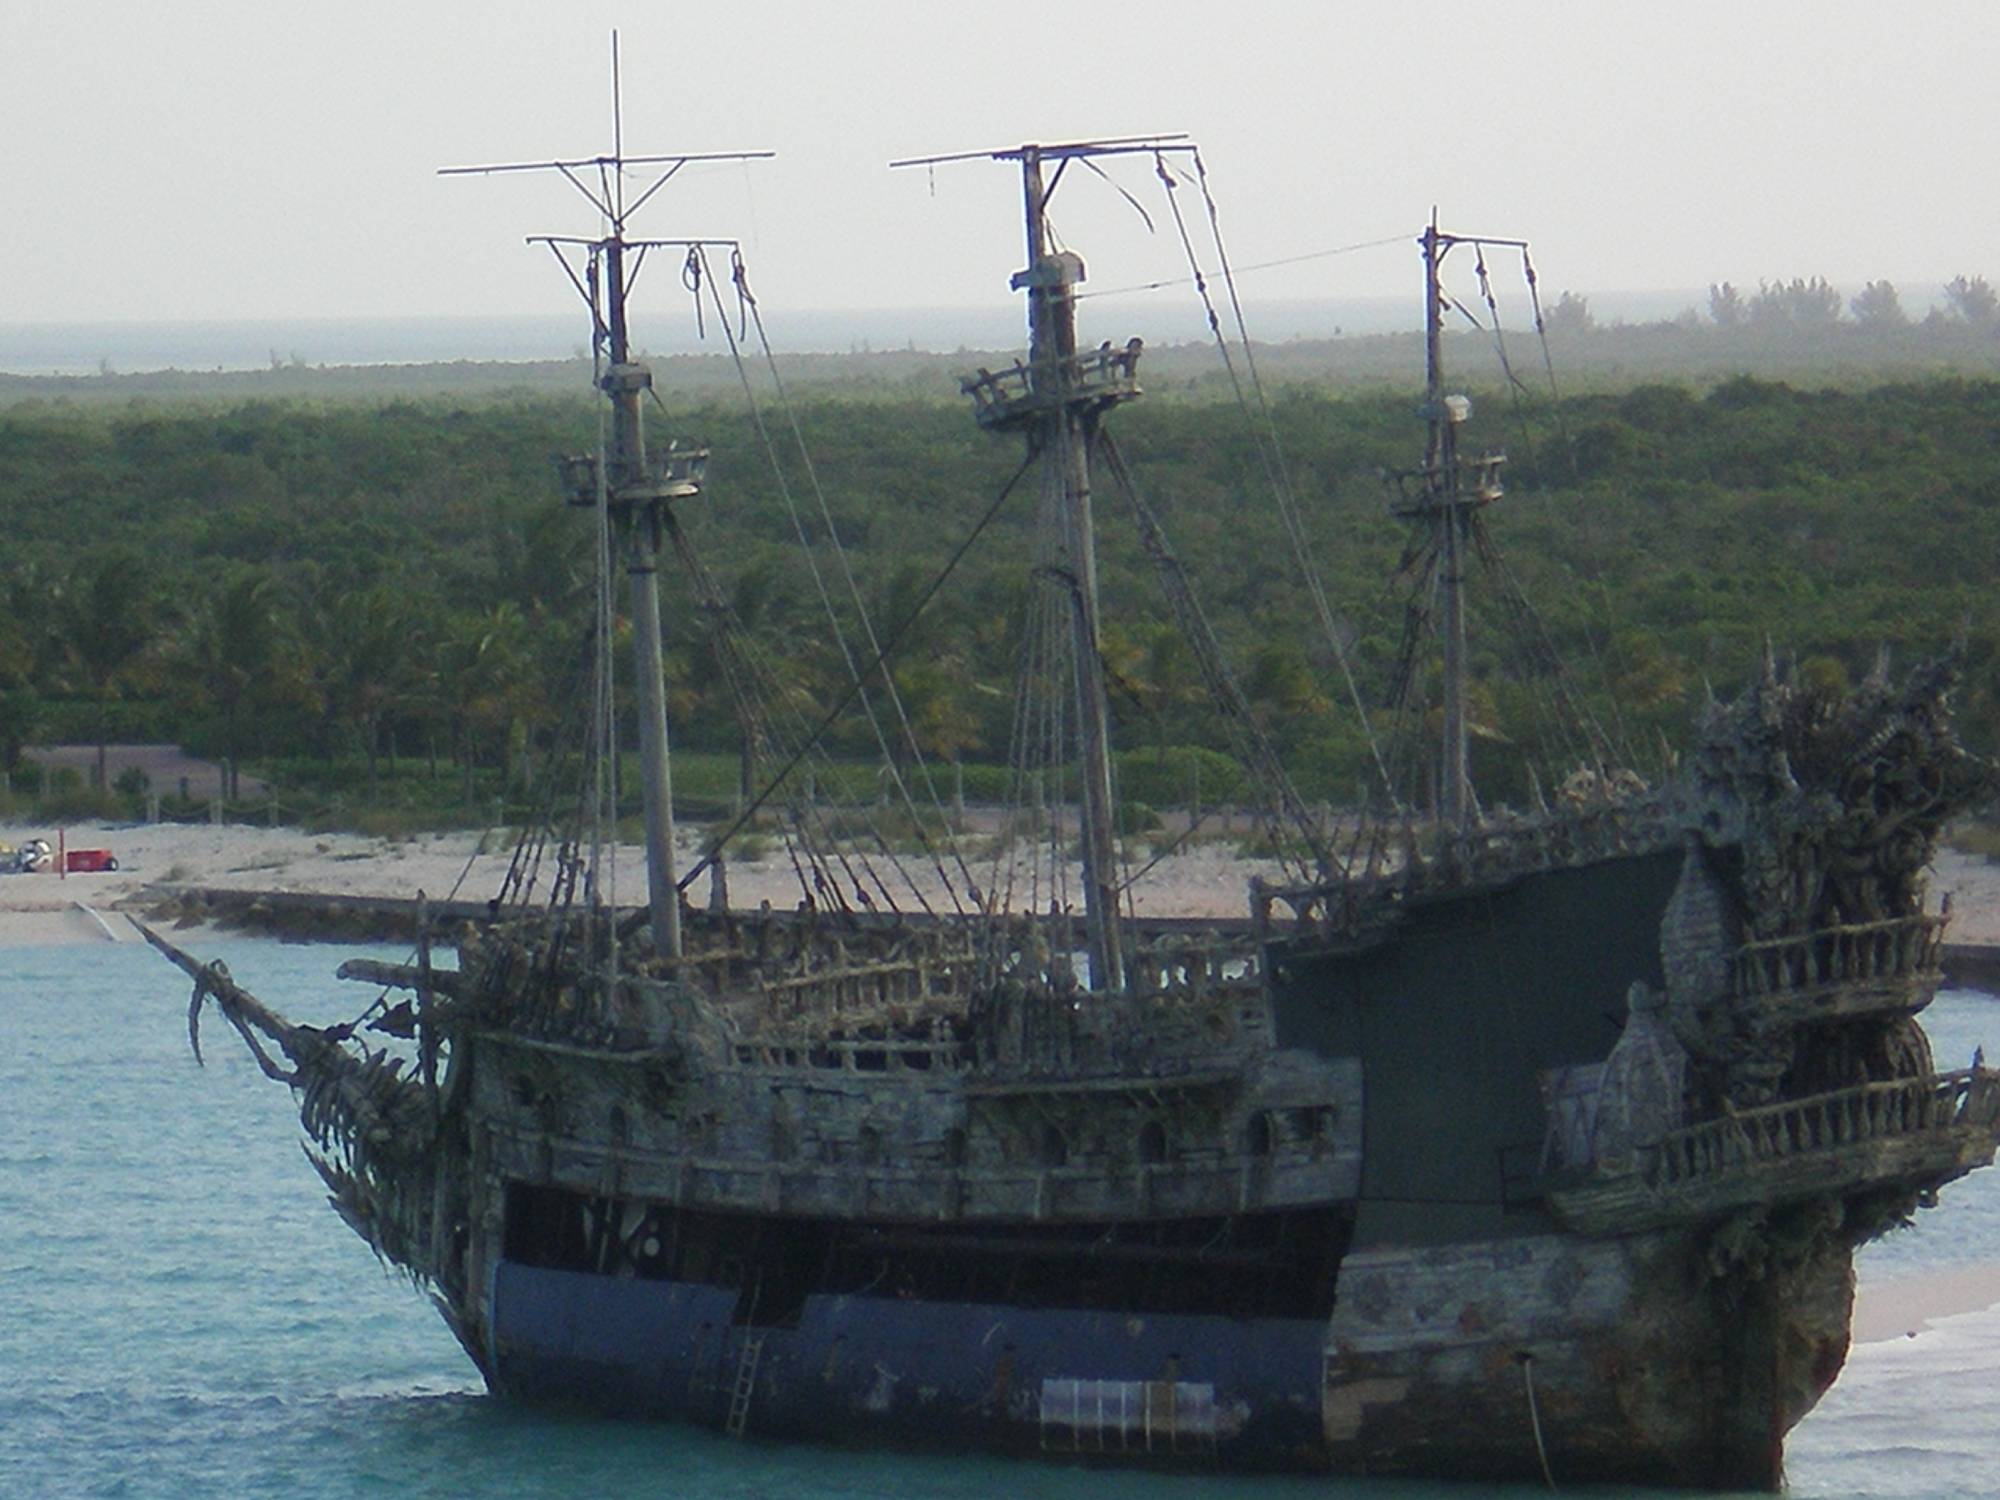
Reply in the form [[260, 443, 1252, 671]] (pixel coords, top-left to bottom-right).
[[1398, 215, 1512, 832], [443, 40, 771, 960], [898, 136, 1184, 991]]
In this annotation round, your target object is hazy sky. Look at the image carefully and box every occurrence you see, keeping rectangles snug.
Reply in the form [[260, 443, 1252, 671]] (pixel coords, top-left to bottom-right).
[[4, 1, 1996, 334]]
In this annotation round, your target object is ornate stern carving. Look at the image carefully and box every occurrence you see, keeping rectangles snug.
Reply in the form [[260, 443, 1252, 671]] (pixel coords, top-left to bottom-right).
[[1689, 648, 1995, 942], [1547, 653, 2000, 1234]]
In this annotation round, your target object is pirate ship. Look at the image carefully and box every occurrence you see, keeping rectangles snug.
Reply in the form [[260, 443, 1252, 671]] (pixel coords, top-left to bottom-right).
[[151, 101, 2000, 1490]]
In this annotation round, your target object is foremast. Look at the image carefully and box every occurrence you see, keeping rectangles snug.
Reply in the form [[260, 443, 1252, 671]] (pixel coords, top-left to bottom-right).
[[441, 66, 771, 962]]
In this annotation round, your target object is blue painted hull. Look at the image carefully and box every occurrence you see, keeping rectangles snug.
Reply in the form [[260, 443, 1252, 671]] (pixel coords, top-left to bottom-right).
[[489, 1260, 1328, 1469]]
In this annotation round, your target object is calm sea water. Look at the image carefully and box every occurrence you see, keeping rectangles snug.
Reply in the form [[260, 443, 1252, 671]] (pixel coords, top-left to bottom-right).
[[4, 936, 1998, 1500], [0, 301, 1403, 378]]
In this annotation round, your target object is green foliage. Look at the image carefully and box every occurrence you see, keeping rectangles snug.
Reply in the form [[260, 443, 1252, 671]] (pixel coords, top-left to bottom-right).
[[1944, 276, 1999, 327], [3, 374, 2000, 832], [1850, 281, 1908, 330], [1115, 746, 1246, 808], [1113, 800, 1160, 836], [1748, 277, 1843, 333], [40, 774, 123, 822]]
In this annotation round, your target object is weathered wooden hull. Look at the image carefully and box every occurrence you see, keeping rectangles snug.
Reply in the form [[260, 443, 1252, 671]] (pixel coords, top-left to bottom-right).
[[1320, 1228, 1852, 1489], [486, 1264, 1326, 1465], [466, 1216, 1851, 1488]]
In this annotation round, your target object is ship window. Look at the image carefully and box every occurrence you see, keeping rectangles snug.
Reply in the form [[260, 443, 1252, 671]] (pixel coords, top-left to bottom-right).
[[1246, 1112, 1273, 1157], [1290, 1105, 1336, 1141], [943, 1127, 968, 1167], [1138, 1120, 1168, 1164], [607, 1104, 628, 1146], [1040, 1125, 1070, 1168], [858, 1125, 884, 1166]]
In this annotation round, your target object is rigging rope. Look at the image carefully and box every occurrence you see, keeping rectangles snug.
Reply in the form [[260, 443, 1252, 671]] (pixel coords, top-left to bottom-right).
[[1100, 430, 1327, 879], [1171, 149, 1397, 807], [674, 279, 903, 917], [680, 448, 1038, 897], [1472, 243, 1545, 483], [699, 246, 981, 916], [1076, 233, 1408, 301], [1521, 248, 1580, 482]]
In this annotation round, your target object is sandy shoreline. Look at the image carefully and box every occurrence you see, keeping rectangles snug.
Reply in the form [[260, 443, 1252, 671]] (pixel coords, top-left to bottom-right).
[[0, 816, 1289, 946], [9, 817, 1998, 947], [1851, 1261, 2000, 1343], [0, 821, 521, 944]]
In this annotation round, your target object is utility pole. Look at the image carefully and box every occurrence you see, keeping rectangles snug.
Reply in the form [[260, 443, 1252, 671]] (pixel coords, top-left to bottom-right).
[[443, 35, 771, 960]]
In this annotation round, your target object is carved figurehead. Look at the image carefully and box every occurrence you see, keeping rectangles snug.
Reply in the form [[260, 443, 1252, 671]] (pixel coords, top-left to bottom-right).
[[1690, 648, 1994, 941], [1670, 651, 1996, 1111]]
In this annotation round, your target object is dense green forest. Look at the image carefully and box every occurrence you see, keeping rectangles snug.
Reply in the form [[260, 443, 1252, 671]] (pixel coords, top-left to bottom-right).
[[2, 365, 1999, 829]]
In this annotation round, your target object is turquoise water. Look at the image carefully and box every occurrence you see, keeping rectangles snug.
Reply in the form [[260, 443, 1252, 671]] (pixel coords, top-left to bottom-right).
[[3, 937, 1998, 1499]]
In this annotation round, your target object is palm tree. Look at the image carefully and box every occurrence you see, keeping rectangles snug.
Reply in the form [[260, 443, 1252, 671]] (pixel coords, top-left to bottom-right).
[[437, 604, 533, 806], [170, 569, 305, 800], [0, 595, 44, 779], [321, 584, 425, 796], [54, 551, 165, 789]]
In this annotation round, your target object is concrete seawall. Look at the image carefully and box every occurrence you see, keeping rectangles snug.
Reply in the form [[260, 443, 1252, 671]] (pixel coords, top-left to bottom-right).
[[139, 885, 508, 944], [1944, 944, 2000, 997]]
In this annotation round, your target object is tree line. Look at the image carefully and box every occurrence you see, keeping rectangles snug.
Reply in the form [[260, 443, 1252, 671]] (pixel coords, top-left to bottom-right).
[[1541, 273, 1997, 337], [2, 375, 1999, 825]]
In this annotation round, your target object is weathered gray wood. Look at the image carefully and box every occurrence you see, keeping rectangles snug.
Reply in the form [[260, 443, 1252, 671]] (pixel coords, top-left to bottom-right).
[[337, 956, 470, 1001]]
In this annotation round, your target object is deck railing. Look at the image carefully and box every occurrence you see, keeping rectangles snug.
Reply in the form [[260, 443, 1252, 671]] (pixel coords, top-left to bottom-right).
[[961, 340, 1144, 429], [1728, 914, 1945, 1001], [1124, 941, 1261, 1005], [1650, 1068, 2000, 1188]]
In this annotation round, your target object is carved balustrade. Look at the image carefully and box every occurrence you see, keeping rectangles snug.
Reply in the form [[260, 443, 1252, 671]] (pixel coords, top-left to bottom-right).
[[1548, 1066, 2000, 1235], [1651, 1068, 2000, 1189], [1727, 914, 1947, 1017]]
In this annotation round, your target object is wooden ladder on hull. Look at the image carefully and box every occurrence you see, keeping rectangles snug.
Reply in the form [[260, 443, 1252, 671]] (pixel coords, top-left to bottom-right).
[[725, 1332, 766, 1439]]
